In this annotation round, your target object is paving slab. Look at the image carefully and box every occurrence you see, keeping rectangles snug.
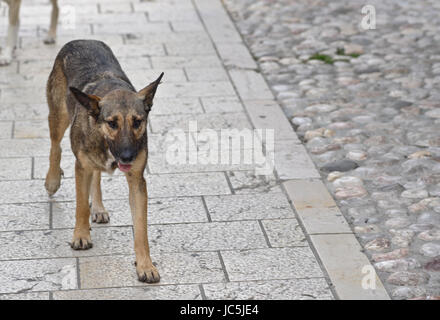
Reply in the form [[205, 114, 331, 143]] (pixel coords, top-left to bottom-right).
[[220, 247, 324, 281], [226, 171, 281, 194], [185, 68, 229, 82], [273, 141, 321, 180], [0, 158, 32, 180], [149, 112, 251, 134], [229, 70, 273, 100], [0, 258, 77, 294], [0, 292, 50, 300], [79, 252, 225, 289], [242, 100, 299, 142], [0, 227, 133, 260], [261, 218, 307, 247], [204, 193, 294, 221], [0, 203, 50, 231], [52, 197, 208, 229], [0, 121, 12, 139], [203, 279, 333, 300], [194, 0, 242, 43], [310, 234, 389, 300], [216, 43, 258, 69], [53, 285, 202, 300], [149, 221, 268, 253], [200, 97, 243, 113], [0, 103, 47, 121]]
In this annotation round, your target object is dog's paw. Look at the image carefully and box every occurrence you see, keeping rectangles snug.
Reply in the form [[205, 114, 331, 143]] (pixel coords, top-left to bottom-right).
[[43, 36, 56, 45], [0, 53, 12, 66], [71, 233, 93, 250], [136, 264, 160, 283], [91, 210, 110, 224], [45, 168, 64, 196]]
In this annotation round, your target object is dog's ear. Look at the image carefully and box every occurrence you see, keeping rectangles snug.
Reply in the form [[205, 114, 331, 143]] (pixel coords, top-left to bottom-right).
[[137, 72, 164, 111], [69, 87, 102, 119]]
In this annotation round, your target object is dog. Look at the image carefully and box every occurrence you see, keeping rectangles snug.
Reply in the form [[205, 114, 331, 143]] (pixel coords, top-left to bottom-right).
[[45, 39, 163, 283], [0, 0, 59, 65]]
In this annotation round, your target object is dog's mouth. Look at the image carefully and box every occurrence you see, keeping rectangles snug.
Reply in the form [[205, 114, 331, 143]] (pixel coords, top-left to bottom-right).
[[117, 162, 132, 173]]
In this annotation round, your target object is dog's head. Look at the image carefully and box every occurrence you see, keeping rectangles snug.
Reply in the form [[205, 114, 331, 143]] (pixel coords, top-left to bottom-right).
[[69, 73, 163, 172]]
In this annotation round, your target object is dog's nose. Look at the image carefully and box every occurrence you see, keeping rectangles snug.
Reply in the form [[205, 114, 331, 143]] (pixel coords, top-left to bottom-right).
[[120, 149, 134, 163]]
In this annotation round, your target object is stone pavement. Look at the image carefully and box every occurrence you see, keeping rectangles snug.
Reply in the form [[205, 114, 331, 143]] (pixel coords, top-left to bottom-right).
[[223, 0, 440, 299], [0, 0, 389, 300]]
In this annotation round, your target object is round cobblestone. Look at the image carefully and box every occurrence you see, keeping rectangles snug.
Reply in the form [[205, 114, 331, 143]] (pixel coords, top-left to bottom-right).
[[224, 0, 440, 298]]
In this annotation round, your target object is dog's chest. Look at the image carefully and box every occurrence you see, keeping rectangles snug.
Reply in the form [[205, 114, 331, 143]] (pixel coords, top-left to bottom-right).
[[104, 150, 118, 173]]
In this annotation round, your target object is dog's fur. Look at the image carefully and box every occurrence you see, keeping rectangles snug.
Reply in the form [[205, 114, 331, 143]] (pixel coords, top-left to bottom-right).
[[0, 0, 59, 65], [45, 40, 163, 283]]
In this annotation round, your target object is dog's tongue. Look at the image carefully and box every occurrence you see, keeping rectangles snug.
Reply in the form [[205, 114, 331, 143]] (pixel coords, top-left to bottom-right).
[[118, 162, 132, 173]]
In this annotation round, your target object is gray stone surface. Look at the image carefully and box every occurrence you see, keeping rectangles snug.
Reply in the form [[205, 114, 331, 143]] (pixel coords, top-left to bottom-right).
[[0, 158, 32, 180], [226, 171, 281, 194], [310, 234, 389, 300], [0, 203, 50, 231], [242, 100, 299, 142], [149, 221, 268, 253], [0, 227, 133, 260], [52, 197, 209, 228], [79, 253, 225, 288], [221, 247, 324, 281], [203, 279, 333, 300], [0, 121, 12, 139], [0, 0, 339, 300], [229, 70, 273, 100], [149, 112, 251, 134], [0, 292, 50, 300], [274, 141, 320, 179], [205, 193, 294, 221], [294, 207, 352, 235], [0, 258, 77, 294], [261, 218, 307, 247], [200, 97, 243, 113], [53, 285, 202, 300], [223, 0, 440, 299]]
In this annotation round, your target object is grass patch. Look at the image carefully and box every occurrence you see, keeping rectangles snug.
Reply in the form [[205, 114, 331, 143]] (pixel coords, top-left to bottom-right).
[[336, 47, 361, 58], [309, 53, 334, 64]]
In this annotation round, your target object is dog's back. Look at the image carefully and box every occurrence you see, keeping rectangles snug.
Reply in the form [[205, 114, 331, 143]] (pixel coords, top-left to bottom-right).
[[48, 40, 135, 121]]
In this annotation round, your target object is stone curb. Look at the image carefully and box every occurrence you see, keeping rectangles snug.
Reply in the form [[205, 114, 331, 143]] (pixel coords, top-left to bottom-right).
[[194, 0, 390, 300]]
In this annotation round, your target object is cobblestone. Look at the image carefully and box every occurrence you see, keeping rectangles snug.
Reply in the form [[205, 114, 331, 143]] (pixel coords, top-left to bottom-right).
[[223, 0, 440, 298]]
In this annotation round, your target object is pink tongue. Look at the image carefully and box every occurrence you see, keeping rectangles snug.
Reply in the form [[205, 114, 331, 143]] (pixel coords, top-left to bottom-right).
[[118, 162, 132, 172]]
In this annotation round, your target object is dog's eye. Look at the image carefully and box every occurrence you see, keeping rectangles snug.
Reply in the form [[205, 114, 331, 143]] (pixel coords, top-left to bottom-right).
[[107, 120, 118, 129], [133, 119, 142, 129]]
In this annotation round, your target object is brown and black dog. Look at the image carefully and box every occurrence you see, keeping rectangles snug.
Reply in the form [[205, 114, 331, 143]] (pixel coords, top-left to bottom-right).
[[45, 39, 163, 283]]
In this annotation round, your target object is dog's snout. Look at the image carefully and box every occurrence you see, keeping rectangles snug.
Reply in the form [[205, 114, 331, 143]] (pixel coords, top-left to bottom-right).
[[120, 149, 135, 163]]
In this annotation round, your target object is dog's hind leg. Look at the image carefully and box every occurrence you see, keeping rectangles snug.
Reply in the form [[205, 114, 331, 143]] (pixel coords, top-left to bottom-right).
[[44, 0, 59, 45], [45, 60, 69, 196], [90, 171, 110, 223], [0, 0, 21, 66]]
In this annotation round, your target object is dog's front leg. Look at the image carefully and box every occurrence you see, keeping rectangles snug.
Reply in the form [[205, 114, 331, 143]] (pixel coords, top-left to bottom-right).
[[44, 0, 58, 44], [126, 171, 160, 283], [0, 0, 21, 66], [71, 160, 93, 250]]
